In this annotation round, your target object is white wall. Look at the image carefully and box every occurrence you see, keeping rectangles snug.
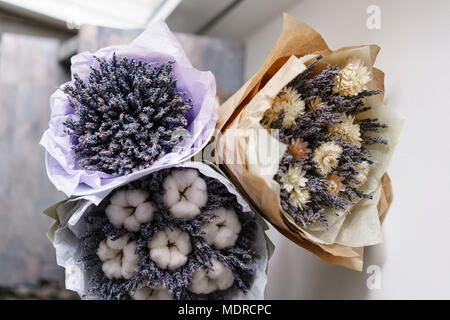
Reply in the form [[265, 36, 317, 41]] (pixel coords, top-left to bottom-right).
[[244, 0, 450, 299]]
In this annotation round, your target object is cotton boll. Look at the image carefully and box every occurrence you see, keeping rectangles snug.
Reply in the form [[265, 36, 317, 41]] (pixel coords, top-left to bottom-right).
[[215, 268, 234, 290], [124, 215, 141, 232], [162, 176, 179, 207], [134, 202, 155, 223], [107, 189, 155, 231], [184, 177, 208, 207], [106, 235, 129, 250], [97, 236, 140, 280], [148, 228, 192, 271], [121, 241, 139, 279], [169, 200, 200, 219], [110, 190, 129, 207], [171, 169, 198, 190], [126, 189, 149, 207], [170, 229, 192, 255], [105, 204, 133, 229], [149, 246, 170, 269], [162, 169, 208, 219], [188, 258, 234, 294], [189, 269, 209, 294], [97, 240, 120, 261], [102, 255, 122, 279], [201, 208, 242, 249], [168, 246, 188, 270]]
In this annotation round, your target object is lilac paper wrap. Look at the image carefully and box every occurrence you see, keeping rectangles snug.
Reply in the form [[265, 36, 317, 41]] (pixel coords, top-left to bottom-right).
[[40, 20, 217, 200]]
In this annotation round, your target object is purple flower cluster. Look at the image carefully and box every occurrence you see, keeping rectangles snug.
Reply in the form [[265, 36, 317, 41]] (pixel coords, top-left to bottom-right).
[[268, 57, 387, 229], [63, 54, 193, 176], [80, 168, 258, 300]]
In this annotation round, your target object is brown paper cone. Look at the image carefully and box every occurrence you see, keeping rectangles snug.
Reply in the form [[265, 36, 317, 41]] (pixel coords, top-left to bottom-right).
[[214, 14, 393, 271]]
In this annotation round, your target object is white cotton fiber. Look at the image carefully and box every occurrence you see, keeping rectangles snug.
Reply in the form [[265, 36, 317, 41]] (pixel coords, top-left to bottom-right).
[[121, 240, 139, 279], [162, 169, 208, 219], [97, 235, 139, 280], [102, 255, 122, 279], [106, 189, 155, 231], [106, 235, 128, 250], [134, 202, 155, 223], [97, 240, 119, 261], [126, 189, 149, 207], [105, 205, 133, 229], [109, 190, 128, 207], [201, 207, 242, 249], [188, 258, 234, 294], [124, 215, 141, 232], [148, 227, 192, 271], [169, 200, 200, 219], [149, 246, 170, 269]]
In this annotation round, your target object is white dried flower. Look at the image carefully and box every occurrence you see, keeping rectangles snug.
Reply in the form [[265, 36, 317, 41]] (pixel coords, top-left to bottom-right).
[[97, 235, 139, 280], [312, 141, 343, 175], [147, 227, 192, 271], [162, 169, 208, 219], [105, 189, 155, 232], [328, 114, 362, 147], [261, 86, 305, 129], [333, 58, 372, 96], [201, 207, 242, 249], [290, 188, 311, 210], [188, 258, 234, 294], [280, 165, 308, 193], [350, 161, 370, 188], [132, 286, 173, 300]]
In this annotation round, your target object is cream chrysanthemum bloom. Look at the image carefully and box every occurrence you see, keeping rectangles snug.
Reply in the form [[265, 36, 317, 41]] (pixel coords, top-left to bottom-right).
[[350, 161, 370, 188], [290, 188, 311, 209], [313, 141, 343, 175], [333, 58, 371, 96], [328, 114, 362, 147], [261, 86, 305, 129], [280, 165, 308, 193]]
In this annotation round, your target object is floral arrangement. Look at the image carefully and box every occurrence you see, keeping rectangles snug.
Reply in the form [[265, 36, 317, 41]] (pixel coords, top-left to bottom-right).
[[44, 163, 269, 300], [263, 56, 387, 230], [40, 20, 217, 197], [215, 15, 403, 270]]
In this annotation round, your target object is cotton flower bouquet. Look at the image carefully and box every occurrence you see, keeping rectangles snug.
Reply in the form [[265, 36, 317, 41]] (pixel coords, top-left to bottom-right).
[[215, 14, 403, 270], [44, 162, 270, 300]]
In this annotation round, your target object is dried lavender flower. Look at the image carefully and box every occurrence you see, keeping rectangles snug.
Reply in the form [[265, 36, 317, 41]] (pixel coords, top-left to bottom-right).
[[63, 54, 193, 176]]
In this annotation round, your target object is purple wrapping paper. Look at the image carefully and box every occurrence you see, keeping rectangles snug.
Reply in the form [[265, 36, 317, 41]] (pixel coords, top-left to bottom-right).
[[40, 20, 217, 199]]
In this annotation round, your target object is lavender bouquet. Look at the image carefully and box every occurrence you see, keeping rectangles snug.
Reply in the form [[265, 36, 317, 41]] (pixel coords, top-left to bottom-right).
[[40, 20, 217, 199], [44, 162, 271, 300]]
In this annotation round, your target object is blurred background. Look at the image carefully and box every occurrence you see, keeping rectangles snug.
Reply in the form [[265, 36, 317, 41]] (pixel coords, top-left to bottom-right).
[[0, 0, 449, 299]]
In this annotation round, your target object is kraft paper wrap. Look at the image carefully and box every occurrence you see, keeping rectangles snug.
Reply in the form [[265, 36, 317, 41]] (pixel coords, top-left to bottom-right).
[[214, 14, 398, 271]]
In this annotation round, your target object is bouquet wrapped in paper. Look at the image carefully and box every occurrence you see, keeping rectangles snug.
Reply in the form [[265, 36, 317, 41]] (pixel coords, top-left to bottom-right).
[[44, 162, 272, 300], [40, 20, 217, 200], [214, 14, 403, 270]]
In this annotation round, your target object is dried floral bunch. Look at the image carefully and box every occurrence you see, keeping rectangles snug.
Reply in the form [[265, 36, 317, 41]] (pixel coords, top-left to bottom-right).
[[79, 167, 258, 300], [262, 56, 387, 229], [63, 54, 193, 176]]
